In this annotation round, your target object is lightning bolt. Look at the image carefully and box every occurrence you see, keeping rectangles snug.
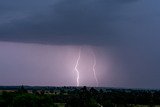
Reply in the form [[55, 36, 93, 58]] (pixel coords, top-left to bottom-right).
[[75, 48, 81, 87], [92, 51, 99, 87]]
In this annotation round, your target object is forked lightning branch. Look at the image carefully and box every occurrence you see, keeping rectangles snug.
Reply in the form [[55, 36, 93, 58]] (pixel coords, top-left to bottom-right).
[[74, 48, 99, 87]]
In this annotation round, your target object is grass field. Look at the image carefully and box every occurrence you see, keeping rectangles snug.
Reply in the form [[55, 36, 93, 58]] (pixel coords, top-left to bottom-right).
[[53, 103, 160, 107], [54, 103, 65, 107], [129, 105, 160, 107]]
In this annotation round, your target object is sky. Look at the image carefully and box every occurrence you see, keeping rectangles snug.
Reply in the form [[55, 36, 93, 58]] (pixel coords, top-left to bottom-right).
[[0, 0, 160, 88]]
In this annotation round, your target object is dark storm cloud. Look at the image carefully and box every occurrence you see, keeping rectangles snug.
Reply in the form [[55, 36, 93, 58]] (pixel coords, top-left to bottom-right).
[[0, 0, 140, 45], [1, 0, 160, 88]]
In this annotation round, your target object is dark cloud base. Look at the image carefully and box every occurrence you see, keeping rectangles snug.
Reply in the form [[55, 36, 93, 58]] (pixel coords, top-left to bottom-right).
[[0, 0, 140, 45]]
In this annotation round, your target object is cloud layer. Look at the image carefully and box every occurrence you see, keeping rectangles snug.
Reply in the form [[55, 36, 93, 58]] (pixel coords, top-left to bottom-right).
[[0, 0, 143, 45]]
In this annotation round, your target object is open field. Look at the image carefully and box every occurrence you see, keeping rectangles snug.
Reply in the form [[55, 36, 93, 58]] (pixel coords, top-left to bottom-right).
[[54, 103, 65, 107], [133, 105, 160, 107]]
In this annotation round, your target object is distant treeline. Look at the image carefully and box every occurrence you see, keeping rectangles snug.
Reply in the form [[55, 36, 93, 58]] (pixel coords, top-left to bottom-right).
[[0, 86, 160, 107]]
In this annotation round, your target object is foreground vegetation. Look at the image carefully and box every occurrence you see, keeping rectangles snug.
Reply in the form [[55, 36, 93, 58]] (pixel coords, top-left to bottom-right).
[[1, 86, 160, 107]]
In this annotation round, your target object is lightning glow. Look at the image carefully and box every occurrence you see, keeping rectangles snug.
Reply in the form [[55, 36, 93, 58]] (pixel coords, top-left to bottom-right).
[[75, 48, 81, 86], [91, 51, 99, 87]]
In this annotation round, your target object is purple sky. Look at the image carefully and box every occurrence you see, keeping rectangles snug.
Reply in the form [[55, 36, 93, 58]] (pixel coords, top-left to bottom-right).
[[0, 42, 112, 87], [1, 0, 160, 88]]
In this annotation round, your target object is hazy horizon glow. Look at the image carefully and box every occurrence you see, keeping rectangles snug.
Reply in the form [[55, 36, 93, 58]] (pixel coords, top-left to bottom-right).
[[0, 41, 112, 87]]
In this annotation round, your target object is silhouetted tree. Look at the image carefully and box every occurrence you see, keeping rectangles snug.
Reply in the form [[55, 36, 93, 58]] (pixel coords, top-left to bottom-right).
[[18, 85, 28, 93]]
